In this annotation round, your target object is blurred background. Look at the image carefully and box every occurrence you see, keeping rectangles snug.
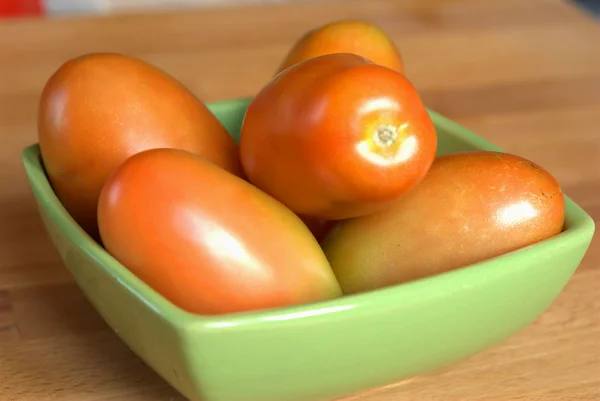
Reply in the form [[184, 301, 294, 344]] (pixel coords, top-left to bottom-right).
[[1, 0, 598, 19], [8, 0, 302, 18]]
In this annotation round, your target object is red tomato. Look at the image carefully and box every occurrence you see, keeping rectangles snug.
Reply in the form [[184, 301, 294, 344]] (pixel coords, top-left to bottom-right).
[[322, 151, 566, 294], [98, 148, 341, 315], [38, 53, 243, 240], [240, 53, 437, 220]]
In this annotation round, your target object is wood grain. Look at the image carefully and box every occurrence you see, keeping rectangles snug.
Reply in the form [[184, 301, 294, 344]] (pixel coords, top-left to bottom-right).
[[0, 0, 599, 400]]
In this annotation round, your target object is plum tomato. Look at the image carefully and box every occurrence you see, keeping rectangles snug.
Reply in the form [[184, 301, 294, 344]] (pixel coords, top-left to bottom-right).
[[98, 148, 342, 315], [38, 53, 243, 240], [322, 151, 566, 294], [277, 20, 404, 74]]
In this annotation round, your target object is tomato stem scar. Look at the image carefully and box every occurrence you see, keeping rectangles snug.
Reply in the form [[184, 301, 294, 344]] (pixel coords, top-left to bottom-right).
[[373, 124, 398, 148]]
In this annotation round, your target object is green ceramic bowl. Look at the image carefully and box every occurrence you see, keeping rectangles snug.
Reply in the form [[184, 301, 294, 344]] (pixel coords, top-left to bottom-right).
[[22, 97, 595, 401]]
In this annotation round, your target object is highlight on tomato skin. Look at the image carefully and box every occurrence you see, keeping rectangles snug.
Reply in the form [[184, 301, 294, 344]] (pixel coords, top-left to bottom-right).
[[240, 53, 437, 221], [97, 148, 342, 315], [321, 151, 566, 295]]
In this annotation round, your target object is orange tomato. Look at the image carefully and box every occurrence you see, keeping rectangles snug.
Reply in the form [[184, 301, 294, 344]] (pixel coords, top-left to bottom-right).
[[240, 53, 437, 220], [38, 53, 242, 239], [278, 20, 403, 73], [98, 148, 342, 315], [322, 151, 566, 294]]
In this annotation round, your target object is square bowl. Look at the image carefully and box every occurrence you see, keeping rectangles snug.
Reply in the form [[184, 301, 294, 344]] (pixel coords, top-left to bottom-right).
[[22, 97, 595, 401]]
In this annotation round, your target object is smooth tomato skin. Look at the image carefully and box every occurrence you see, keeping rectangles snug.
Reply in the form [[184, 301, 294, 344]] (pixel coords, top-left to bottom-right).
[[98, 148, 341, 315], [322, 151, 566, 294], [278, 20, 404, 74], [241, 53, 437, 220], [38, 53, 243, 239]]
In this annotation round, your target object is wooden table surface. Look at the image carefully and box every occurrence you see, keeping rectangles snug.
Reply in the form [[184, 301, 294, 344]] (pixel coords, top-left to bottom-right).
[[1, 0, 599, 400]]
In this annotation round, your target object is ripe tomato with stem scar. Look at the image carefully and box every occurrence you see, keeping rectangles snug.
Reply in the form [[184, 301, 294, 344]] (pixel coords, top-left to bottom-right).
[[240, 53, 437, 220]]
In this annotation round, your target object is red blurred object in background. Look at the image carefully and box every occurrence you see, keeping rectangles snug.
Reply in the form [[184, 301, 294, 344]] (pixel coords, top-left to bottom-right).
[[0, 0, 44, 18]]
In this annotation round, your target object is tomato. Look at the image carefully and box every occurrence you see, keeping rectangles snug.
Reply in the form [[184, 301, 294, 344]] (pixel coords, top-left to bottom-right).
[[98, 148, 342, 315], [278, 20, 404, 74], [322, 151, 566, 294], [299, 215, 336, 243], [38, 53, 242, 240], [240, 53, 437, 220]]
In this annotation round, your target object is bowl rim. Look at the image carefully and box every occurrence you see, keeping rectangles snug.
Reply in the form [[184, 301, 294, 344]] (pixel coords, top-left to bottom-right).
[[22, 98, 596, 330]]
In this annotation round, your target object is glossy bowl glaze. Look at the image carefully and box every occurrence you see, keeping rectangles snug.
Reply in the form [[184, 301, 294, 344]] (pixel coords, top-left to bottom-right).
[[22, 97, 595, 401]]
